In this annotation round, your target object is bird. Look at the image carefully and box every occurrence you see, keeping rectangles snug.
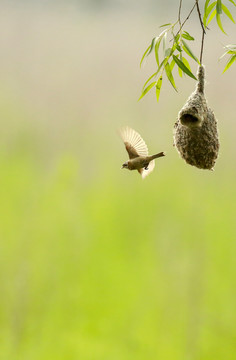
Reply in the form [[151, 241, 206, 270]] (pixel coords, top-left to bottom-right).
[[119, 126, 165, 178]]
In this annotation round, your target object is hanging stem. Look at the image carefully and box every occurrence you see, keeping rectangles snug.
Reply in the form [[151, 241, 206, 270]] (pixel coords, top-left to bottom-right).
[[178, 0, 183, 25], [175, 2, 197, 38], [196, 0, 206, 64]]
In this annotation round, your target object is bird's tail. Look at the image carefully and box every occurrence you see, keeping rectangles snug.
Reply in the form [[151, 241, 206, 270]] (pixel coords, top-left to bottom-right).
[[150, 152, 165, 160]]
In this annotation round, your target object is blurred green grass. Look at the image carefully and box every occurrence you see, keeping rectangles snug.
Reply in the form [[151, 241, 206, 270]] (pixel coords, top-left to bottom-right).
[[1, 149, 236, 360], [1, 2, 236, 359]]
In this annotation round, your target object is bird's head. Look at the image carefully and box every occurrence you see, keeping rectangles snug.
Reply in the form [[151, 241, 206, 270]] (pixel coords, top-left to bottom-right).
[[121, 162, 128, 169]]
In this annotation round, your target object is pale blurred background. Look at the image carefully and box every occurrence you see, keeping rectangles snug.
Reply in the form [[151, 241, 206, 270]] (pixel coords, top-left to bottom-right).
[[0, 1, 236, 359]]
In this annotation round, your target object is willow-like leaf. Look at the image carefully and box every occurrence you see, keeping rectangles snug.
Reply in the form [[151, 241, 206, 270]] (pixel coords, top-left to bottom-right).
[[225, 44, 236, 50], [219, 50, 235, 60], [204, 0, 211, 13], [159, 23, 172, 28], [142, 72, 157, 91], [173, 55, 197, 80], [207, 9, 216, 25], [223, 54, 236, 72], [148, 37, 157, 56], [163, 32, 167, 55], [139, 82, 156, 100], [176, 44, 182, 52], [165, 47, 172, 57], [216, 0, 222, 14], [203, 2, 217, 26], [170, 58, 176, 71], [178, 52, 183, 77], [156, 76, 163, 102], [155, 39, 161, 66], [228, 0, 236, 5], [182, 31, 194, 41], [182, 57, 191, 69], [154, 30, 168, 66], [182, 40, 200, 64], [140, 45, 151, 68], [174, 34, 180, 44], [165, 62, 177, 91], [222, 3, 235, 22], [157, 57, 169, 74], [216, 12, 227, 33], [219, 51, 229, 60]]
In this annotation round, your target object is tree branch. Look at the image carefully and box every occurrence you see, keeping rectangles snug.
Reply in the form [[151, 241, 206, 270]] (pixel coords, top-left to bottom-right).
[[195, 0, 206, 64], [175, 2, 197, 38], [196, 0, 206, 34], [178, 0, 183, 25]]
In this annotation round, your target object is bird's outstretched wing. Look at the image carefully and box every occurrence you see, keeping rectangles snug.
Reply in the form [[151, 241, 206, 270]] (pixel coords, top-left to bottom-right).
[[119, 126, 149, 159], [138, 160, 155, 179]]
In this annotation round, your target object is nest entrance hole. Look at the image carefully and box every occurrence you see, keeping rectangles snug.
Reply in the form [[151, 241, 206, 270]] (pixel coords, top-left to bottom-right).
[[181, 114, 199, 126]]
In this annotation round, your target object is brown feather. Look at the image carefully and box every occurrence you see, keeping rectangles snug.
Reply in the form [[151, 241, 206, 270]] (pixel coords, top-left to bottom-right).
[[125, 142, 140, 159]]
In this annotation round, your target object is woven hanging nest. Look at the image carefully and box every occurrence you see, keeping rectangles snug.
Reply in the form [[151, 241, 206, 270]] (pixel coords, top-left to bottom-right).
[[174, 65, 220, 170]]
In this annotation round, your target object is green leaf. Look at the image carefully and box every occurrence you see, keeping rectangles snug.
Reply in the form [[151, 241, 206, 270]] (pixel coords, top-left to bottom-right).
[[148, 37, 157, 56], [219, 50, 229, 60], [219, 50, 236, 61], [225, 44, 236, 50], [174, 34, 180, 44], [223, 54, 236, 72], [163, 32, 167, 55], [182, 40, 200, 64], [182, 31, 195, 41], [157, 57, 169, 75], [204, 2, 217, 26], [140, 45, 151, 68], [159, 23, 172, 28], [173, 55, 197, 80], [176, 44, 182, 52], [165, 47, 172, 57], [222, 3, 235, 22], [178, 53, 183, 77], [207, 9, 216, 24], [228, 0, 236, 5], [205, 0, 211, 13], [170, 43, 177, 57], [182, 57, 192, 71], [142, 72, 157, 90], [216, 12, 227, 34], [216, 0, 222, 13], [165, 62, 177, 91], [156, 76, 163, 102], [154, 38, 161, 66], [170, 58, 176, 71], [154, 30, 168, 66], [178, 66, 183, 77], [140, 29, 168, 68], [139, 82, 156, 100]]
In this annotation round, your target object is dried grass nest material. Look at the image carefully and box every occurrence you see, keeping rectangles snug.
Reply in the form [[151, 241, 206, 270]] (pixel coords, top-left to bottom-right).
[[174, 65, 220, 170]]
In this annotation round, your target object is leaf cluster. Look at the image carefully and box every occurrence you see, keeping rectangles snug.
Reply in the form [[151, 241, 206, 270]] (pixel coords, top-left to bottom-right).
[[220, 44, 236, 71], [139, 24, 199, 101], [203, 0, 235, 34], [139, 0, 236, 102]]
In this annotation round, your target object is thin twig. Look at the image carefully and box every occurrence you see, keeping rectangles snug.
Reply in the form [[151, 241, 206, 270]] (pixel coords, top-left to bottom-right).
[[196, 0, 206, 34], [178, 0, 183, 25], [196, 0, 206, 64], [175, 2, 197, 38], [199, 31, 205, 64]]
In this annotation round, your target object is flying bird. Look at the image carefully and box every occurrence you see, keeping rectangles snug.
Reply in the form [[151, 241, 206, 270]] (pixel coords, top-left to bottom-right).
[[119, 126, 165, 178]]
